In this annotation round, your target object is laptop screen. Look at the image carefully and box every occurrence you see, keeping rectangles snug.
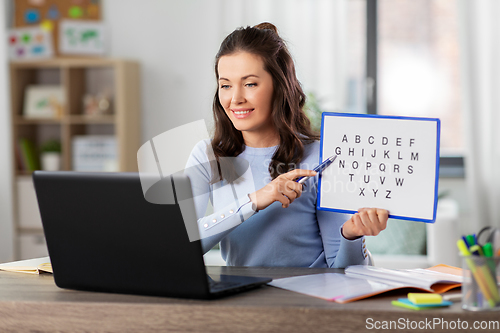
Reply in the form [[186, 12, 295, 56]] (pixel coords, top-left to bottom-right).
[[33, 171, 211, 298]]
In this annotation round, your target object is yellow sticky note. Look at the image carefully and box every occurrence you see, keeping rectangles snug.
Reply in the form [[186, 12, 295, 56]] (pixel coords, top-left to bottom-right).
[[41, 20, 53, 32], [408, 293, 442, 304]]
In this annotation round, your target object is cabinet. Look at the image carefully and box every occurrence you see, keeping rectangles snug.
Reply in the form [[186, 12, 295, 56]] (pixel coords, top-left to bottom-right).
[[10, 58, 141, 259]]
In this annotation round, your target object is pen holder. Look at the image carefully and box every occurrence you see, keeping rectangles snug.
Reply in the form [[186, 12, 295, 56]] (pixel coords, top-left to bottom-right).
[[462, 255, 500, 311]]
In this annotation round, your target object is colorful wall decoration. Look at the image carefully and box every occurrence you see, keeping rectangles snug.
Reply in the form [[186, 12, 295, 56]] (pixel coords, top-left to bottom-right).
[[13, 0, 102, 57], [8, 26, 54, 60]]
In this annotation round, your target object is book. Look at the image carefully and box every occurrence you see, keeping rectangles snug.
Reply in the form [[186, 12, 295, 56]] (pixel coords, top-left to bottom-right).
[[0, 257, 52, 275], [19, 138, 40, 172], [14, 141, 26, 172], [318, 112, 440, 223], [268, 264, 462, 304]]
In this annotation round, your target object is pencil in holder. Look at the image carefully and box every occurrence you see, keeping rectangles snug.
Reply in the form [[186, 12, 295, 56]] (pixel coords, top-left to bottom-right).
[[462, 255, 500, 311]]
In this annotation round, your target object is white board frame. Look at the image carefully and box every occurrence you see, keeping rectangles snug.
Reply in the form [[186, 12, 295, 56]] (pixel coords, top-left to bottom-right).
[[318, 112, 441, 223]]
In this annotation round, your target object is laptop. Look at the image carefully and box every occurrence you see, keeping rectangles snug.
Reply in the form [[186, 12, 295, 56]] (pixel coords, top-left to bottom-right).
[[32, 171, 271, 299]]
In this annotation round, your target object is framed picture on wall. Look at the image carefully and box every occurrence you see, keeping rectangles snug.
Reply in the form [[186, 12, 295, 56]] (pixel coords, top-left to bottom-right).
[[8, 27, 54, 60], [59, 20, 106, 56]]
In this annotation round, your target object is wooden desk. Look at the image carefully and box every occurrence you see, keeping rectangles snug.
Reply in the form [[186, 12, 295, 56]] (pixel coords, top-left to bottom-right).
[[0, 266, 498, 332]]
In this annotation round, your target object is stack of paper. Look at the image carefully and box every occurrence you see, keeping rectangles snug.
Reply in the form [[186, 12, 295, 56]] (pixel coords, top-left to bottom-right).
[[0, 257, 52, 275]]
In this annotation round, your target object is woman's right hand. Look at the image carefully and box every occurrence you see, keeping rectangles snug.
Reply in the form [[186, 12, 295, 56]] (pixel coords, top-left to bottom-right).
[[248, 169, 317, 211]]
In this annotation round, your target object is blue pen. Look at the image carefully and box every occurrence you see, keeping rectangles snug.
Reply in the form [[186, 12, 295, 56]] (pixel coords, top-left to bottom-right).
[[462, 236, 470, 248], [296, 155, 337, 184]]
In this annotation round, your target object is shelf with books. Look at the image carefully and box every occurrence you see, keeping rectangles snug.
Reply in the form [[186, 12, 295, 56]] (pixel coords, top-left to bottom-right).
[[10, 58, 141, 259]]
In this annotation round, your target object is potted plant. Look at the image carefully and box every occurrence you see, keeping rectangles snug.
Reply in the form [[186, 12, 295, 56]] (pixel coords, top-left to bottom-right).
[[304, 92, 323, 133], [40, 139, 61, 171]]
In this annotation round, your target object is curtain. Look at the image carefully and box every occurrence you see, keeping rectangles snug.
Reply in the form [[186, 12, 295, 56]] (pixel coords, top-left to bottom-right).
[[458, 0, 500, 229]]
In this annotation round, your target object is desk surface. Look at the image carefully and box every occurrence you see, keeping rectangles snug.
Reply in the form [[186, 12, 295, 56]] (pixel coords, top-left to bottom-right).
[[0, 266, 498, 332]]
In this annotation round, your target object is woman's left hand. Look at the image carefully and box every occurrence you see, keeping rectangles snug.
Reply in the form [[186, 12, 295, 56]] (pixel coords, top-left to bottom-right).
[[341, 208, 389, 240]]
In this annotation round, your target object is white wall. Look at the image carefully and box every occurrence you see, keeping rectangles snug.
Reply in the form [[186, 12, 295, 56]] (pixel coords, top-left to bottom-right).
[[103, 0, 348, 141], [0, 0, 14, 262], [103, 0, 225, 140]]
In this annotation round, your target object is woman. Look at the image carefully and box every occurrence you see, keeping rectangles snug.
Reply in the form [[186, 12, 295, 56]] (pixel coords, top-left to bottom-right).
[[185, 23, 388, 268]]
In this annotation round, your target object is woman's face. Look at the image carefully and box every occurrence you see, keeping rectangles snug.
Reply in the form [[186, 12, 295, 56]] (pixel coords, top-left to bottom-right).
[[217, 52, 275, 140]]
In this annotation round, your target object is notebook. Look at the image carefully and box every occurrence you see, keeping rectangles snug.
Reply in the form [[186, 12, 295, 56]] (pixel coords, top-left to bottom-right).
[[32, 171, 271, 299], [269, 264, 462, 303]]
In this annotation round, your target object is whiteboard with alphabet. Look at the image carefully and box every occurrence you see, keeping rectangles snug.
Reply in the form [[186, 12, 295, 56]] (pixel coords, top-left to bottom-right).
[[318, 113, 440, 222]]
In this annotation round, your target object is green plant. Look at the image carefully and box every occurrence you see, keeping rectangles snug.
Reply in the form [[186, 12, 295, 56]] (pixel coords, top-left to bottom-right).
[[41, 139, 61, 153], [437, 190, 451, 200], [304, 92, 323, 133]]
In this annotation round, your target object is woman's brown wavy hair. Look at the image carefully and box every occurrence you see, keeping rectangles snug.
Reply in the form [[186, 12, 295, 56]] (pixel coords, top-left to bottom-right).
[[211, 22, 319, 183]]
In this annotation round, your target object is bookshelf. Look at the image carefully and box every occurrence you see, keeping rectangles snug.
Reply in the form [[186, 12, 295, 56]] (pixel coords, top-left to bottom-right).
[[10, 58, 141, 259]]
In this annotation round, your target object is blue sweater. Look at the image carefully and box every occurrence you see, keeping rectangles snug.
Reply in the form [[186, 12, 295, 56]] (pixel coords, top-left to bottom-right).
[[185, 140, 368, 268]]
